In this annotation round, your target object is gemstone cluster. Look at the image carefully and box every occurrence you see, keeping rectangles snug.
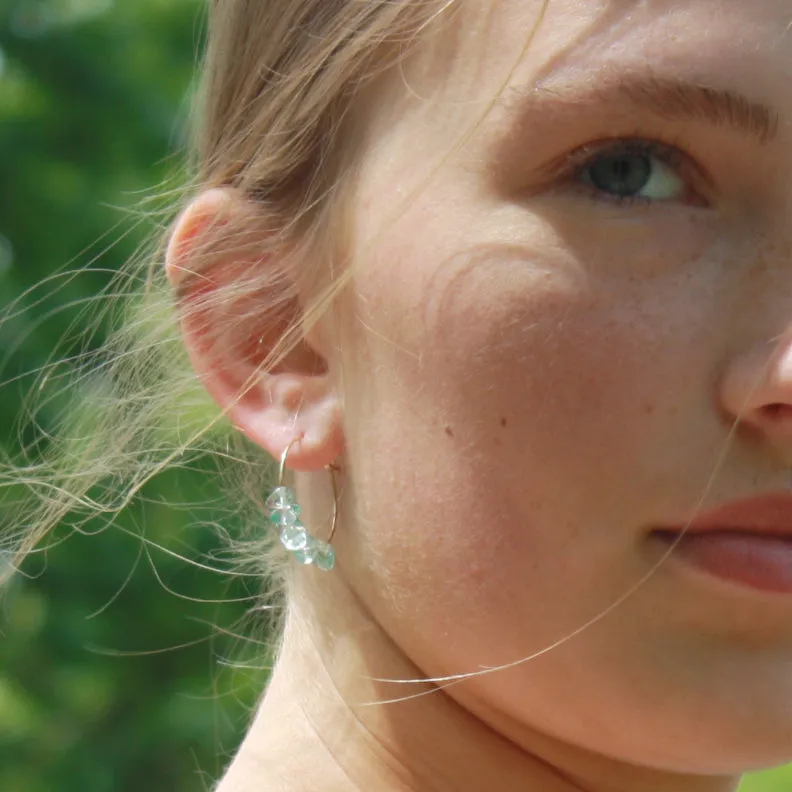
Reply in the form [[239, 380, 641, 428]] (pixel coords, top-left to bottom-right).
[[266, 486, 335, 571]]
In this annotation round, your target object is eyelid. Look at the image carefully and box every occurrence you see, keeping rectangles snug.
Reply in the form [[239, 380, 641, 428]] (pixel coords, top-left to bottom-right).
[[535, 136, 714, 206]]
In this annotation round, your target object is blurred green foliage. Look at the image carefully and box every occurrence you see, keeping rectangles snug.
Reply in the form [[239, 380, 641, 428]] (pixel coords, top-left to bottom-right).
[[0, 2, 267, 791], [0, 1, 791, 791]]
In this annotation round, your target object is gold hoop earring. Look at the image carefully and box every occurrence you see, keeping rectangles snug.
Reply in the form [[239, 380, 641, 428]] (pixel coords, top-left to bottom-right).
[[265, 438, 337, 571]]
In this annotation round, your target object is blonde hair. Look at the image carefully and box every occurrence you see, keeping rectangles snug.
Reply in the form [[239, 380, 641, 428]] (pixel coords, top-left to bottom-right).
[[5, 0, 458, 587]]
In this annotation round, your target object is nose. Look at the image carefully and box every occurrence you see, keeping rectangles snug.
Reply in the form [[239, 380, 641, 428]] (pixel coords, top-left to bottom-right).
[[720, 331, 792, 448]]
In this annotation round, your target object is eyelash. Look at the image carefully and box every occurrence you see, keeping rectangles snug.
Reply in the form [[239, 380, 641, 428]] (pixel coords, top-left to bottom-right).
[[547, 137, 709, 207]]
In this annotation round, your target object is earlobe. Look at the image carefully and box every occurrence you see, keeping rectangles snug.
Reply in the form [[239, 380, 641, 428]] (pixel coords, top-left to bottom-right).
[[166, 189, 344, 472], [233, 374, 344, 471]]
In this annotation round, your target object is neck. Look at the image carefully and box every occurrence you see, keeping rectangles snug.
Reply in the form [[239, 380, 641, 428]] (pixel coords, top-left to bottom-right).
[[216, 573, 742, 792]]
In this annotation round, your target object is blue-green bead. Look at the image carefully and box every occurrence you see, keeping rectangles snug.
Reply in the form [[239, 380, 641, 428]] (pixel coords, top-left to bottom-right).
[[270, 507, 299, 527], [314, 542, 336, 572], [293, 536, 319, 565], [280, 523, 308, 552], [266, 486, 296, 511]]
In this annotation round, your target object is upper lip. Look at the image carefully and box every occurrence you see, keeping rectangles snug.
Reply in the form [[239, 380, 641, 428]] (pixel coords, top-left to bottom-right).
[[661, 493, 792, 537]]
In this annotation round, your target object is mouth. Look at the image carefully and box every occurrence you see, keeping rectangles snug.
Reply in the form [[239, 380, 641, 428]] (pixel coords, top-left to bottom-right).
[[651, 494, 792, 595]]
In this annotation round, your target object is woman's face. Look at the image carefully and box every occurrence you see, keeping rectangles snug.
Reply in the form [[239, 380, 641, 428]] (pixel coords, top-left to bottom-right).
[[330, 0, 792, 775]]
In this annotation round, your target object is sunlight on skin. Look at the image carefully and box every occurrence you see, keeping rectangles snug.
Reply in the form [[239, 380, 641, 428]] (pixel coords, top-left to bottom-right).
[[167, 1, 792, 790]]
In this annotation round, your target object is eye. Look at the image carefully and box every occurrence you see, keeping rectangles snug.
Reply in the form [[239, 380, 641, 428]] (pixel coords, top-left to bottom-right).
[[566, 140, 704, 205]]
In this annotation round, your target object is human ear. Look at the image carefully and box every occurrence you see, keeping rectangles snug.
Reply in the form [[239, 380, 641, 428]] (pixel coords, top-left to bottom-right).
[[165, 188, 343, 471]]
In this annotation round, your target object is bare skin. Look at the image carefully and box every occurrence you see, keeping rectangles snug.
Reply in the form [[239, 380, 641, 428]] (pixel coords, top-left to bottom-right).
[[216, 571, 741, 792], [170, 1, 792, 790]]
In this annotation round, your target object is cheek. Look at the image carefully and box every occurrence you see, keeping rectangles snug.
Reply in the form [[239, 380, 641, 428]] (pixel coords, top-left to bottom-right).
[[340, 239, 722, 646]]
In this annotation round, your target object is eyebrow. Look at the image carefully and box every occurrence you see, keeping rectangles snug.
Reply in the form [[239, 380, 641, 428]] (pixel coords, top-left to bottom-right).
[[500, 74, 780, 145]]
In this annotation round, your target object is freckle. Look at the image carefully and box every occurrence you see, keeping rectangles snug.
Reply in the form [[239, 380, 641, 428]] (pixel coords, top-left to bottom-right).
[[445, 425, 454, 437], [500, 417, 507, 428]]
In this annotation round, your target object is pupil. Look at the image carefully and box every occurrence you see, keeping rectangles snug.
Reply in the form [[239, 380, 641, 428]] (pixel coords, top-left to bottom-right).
[[589, 153, 652, 196]]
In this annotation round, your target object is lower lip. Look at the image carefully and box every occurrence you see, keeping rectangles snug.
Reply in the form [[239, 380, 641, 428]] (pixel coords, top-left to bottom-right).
[[653, 531, 792, 594]]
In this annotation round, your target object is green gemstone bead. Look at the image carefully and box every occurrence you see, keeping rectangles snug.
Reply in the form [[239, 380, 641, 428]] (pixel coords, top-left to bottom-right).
[[314, 543, 336, 572], [280, 523, 308, 551], [293, 537, 319, 565], [270, 507, 299, 527], [266, 486, 296, 511]]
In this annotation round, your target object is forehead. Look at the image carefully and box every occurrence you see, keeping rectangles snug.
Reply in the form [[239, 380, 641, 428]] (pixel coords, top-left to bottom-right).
[[377, 0, 791, 121], [459, 0, 787, 75], [354, 0, 792, 185]]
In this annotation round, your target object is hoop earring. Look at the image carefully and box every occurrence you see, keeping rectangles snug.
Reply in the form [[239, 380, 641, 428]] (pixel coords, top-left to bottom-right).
[[265, 438, 337, 571]]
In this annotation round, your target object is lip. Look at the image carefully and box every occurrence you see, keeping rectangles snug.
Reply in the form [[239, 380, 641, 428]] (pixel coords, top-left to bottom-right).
[[660, 493, 792, 537], [651, 493, 792, 595]]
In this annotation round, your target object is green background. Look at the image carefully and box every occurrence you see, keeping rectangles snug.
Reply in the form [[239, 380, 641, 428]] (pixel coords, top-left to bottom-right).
[[0, 1, 789, 789]]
